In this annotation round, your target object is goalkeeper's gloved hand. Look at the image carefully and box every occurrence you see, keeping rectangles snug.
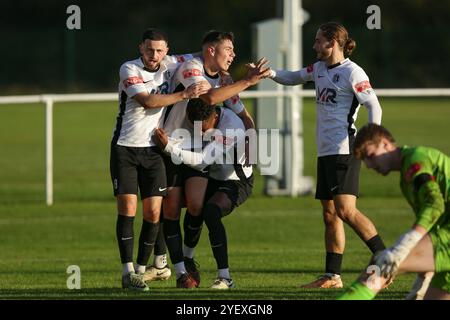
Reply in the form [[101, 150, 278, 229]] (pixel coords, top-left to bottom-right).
[[374, 229, 423, 278], [374, 249, 401, 278]]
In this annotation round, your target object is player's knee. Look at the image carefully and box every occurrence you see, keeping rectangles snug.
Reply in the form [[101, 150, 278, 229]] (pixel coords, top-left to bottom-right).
[[143, 208, 160, 222], [335, 206, 355, 222], [163, 201, 181, 220], [186, 201, 203, 216], [117, 200, 136, 216], [163, 207, 180, 220], [323, 210, 338, 226]]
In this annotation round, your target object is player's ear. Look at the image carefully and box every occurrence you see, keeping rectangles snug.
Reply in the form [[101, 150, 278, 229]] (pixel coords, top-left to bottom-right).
[[380, 138, 389, 150], [327, 40, 334, 49], [208, 46, 215, 57]]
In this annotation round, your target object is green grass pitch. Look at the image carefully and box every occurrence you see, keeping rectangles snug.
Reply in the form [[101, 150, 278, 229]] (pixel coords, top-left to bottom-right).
[[0, 97, 449, 299]]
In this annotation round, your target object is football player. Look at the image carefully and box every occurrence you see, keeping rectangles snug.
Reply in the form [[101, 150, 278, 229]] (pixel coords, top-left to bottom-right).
[[159, 30, 268, 288], [155, 98, 254, 289], [110, 28, 208, 291], [338, 124, 450, 300], [266, 22, 385, 289]]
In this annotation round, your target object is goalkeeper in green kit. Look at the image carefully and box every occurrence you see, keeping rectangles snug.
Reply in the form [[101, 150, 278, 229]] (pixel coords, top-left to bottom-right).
[[337, 123, 450, 300]]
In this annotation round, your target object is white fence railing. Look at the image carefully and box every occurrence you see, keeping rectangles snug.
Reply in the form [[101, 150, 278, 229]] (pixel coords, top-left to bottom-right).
[[1, 88, 450, 205]]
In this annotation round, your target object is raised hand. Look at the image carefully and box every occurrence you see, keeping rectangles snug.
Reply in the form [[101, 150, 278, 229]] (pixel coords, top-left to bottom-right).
[[244, 57, 270, 86]]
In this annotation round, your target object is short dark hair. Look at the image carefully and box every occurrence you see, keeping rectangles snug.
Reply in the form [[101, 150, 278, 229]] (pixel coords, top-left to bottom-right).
[[202, 30, 234, 46], [186, 98, 217, 123], [142, 28, 169, 43], [353, 124, 396, 159]]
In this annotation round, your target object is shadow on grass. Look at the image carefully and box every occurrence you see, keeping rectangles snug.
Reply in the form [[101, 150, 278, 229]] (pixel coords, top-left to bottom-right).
[[232, 267, 365, 274], [0, 287, 408, 300]]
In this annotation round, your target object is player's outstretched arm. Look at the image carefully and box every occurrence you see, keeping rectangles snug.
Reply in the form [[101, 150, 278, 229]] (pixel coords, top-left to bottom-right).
[[201, 57, 270, 105], [133, 81, 210, 109], [268, 69, 309, 86]]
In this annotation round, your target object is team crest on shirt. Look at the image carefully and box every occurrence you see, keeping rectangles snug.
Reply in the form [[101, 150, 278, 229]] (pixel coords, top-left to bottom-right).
[[306, 64, 314, 73], [404, 162, 422, 182], [332, 74, 340, 83]]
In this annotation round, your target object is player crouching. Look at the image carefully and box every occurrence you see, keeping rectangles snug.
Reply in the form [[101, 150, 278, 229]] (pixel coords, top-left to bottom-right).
[[154, 98, 254, 289]]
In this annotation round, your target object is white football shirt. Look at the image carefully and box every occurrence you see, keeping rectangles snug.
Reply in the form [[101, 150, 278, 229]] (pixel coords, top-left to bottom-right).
[[163, 56, 245, 140], [273, 58, 381, 156], [112, 54, 192, 147], [164, 108, 252, 181]]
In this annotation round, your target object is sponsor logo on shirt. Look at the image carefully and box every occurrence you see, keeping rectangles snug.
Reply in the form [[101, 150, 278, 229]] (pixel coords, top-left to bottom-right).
[[317, 87, 337, 103], [123, 76, 143, 88], [183, 68, 202, 79], [354, 80, 372, 93], [405, 162, 421, 182]]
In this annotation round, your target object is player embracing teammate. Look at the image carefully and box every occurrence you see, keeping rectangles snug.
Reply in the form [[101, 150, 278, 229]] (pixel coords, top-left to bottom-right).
[[157, 30, 268, 289], [110, 28, 268, 291], [110, 28, 209, 291]]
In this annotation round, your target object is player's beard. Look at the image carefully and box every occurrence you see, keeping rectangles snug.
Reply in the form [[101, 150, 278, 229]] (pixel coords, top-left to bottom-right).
[[145, 60, 160, 71], [141, 55, 161, 71], [316, 51, 326, 61]]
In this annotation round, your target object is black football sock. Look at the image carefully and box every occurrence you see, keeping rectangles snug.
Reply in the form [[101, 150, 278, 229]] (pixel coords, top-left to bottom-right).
[[154, 219, 167, 256], [325, 252, 343, 275], [116, 215, 135, 264], [163, 218, 184, 264], [203, 203, 228, 269], [365, 234, 386, 254], [136, 220, 159, 266], [183, 210, 204, 249]]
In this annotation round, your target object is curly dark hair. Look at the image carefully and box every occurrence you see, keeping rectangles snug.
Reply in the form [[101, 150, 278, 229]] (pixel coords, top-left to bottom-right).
[[186, 98, 217, 123]]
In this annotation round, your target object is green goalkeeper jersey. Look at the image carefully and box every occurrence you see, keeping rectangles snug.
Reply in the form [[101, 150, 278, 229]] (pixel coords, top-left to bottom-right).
[[400, 146, 450, 232]]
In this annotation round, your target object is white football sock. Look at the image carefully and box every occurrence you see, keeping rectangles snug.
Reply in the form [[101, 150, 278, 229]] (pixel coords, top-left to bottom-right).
[[123, 262, 135, 276], [183, 245, 195, 259], [174, 262, 187, 278], [218, 268, 231, 280], [136, 264, 146, 274]]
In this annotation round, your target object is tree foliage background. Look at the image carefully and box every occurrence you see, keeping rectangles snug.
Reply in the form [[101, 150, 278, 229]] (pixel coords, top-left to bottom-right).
[[1, 0, 448, 93]]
